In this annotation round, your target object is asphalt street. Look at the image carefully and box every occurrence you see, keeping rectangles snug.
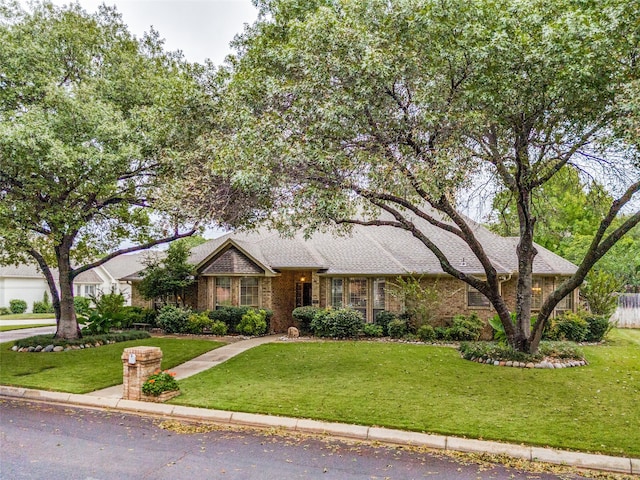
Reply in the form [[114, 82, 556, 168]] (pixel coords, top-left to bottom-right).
[[0, 399, 594, 480]]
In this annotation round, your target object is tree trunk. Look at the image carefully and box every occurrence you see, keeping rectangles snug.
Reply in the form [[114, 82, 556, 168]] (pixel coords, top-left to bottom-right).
[[54, 239, 81, 340], [28, 248, 62, 328], [513, 150, 537, 353]]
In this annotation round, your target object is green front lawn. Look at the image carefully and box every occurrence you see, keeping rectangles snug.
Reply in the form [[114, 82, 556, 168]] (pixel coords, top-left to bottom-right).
[[173, 329, 640, 458], [0, 338, 223, 393], [0, 324, 53, 332]]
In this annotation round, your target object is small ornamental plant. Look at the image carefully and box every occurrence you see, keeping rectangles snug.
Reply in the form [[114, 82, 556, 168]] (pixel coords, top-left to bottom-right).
[[142, 370, 179, 396]]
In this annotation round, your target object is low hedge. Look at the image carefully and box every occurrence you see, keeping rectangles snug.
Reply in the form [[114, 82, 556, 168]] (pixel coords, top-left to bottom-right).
[[14, 330, 151, 349], [459, 341, 584, 363]]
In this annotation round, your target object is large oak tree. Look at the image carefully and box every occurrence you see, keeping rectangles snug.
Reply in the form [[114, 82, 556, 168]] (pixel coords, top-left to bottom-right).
[[212, 0, 640, 353], [0, 2, 231, 339]]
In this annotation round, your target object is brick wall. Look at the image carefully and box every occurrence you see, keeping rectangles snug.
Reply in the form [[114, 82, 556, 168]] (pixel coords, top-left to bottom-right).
[[270, 271, 307, 332], [130, 282, 152, 309]]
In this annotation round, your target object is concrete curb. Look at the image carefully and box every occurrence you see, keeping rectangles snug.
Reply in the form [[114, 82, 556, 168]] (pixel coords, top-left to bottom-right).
[[1, 385, 637, 475]]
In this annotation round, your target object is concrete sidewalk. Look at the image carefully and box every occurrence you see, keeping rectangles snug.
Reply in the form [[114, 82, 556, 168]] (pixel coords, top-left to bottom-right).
[[89, 335, 280, 398]]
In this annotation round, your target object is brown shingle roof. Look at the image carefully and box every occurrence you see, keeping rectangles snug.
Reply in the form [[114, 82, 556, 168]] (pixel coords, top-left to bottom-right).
[[191, 218, 577, 277]]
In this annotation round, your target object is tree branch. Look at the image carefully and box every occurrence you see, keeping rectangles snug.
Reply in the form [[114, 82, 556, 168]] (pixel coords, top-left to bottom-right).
[[71, 228, 198, 278]]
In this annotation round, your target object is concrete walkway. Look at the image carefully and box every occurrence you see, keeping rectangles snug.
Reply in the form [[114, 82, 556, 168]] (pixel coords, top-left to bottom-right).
[[88, 335, 280, 398]]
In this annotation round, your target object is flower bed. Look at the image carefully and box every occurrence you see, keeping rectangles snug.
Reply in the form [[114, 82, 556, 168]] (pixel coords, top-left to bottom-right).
[[142, 370, 180, 398]]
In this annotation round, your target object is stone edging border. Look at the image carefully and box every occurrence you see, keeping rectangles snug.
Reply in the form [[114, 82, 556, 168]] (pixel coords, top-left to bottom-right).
[[12, 340, 117, 353], [1, 385, 637, 475], [469, 357, 588, 369]]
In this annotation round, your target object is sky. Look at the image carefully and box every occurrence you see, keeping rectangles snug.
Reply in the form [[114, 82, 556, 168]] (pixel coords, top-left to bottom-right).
[[46, 0, 259, 65]]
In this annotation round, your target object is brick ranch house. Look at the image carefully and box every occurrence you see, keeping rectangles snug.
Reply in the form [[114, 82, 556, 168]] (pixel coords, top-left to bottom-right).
[[125, 217, 579, 333]]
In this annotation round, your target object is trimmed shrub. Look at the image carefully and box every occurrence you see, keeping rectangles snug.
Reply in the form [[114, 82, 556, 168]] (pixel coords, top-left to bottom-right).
[[584, 315, 613, 342], [310, 309, 332, 337], [555, 312, 589, 342], [237, 309, 268, 336], [374, 310, 397, 336], [9, 299, 27, 314], [209, 320, 228, 336], [417, 324, 436, 342], [208, 306, 251, 332], [32, 301, 52, 313], [292, 306, 321, 334], [448, 313, 484, 341], [310, 308, 363, 338], [362, 323, 384, 337], [326, 308, 364, 338], [185, 312, 214, 334], [387, 319, 408, 339], [434, 326, 450, 341], [0, 307, 10, 315], [157, 305, 191, 333], [32, 291, 54, 313]]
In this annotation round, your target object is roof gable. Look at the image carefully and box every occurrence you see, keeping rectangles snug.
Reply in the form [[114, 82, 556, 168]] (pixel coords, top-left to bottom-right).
[[199, 245, 265, 275]]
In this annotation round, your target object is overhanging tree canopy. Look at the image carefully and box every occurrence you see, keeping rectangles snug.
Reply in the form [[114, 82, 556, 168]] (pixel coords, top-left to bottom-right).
[[0, 2, 235, 339], [212, 0, 640, 353]]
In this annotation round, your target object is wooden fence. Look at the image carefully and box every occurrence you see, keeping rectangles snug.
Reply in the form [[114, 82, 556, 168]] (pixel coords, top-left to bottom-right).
[[612, 294, 640, 328]]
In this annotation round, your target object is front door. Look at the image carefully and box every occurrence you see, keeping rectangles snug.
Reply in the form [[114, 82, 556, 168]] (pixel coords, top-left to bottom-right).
[[295, 282, 312, 307]]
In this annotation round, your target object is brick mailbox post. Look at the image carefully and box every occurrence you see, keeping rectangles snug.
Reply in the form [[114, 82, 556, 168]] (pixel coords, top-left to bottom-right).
[[121, 346, 163, 401]]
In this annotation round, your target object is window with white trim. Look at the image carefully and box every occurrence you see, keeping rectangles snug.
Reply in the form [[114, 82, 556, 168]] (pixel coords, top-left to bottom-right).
[[75, 284, 96, 297]]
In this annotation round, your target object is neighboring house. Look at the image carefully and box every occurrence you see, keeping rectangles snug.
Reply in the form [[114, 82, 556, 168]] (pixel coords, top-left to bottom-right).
[[0, 264, 51, 311], [127, 216, 579, 333], [0, 253, 148, 313]]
